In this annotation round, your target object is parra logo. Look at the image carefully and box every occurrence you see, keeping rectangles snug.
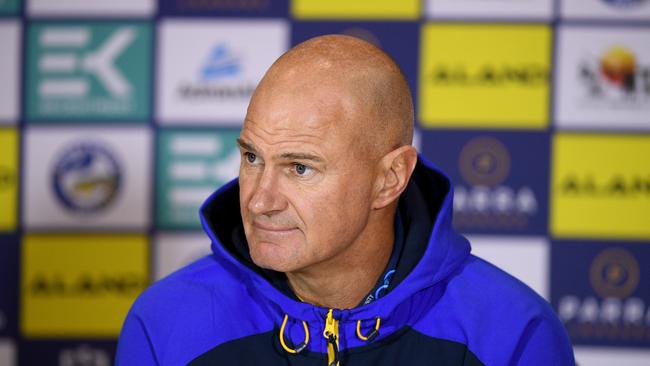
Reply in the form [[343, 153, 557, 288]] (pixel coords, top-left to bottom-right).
[[590, 248, 640, 299], [452, 134, 541, 232]]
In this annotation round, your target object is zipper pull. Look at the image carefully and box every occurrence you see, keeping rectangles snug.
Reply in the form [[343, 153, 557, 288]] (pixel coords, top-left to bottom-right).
[[323, 309, 340, 366]]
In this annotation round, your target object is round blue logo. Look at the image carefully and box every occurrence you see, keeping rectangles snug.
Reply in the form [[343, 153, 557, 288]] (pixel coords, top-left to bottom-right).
[[52, 143, 121, 212]]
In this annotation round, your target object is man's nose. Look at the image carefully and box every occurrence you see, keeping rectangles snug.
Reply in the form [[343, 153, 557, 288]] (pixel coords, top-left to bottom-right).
[[248, 168, 287, 216]]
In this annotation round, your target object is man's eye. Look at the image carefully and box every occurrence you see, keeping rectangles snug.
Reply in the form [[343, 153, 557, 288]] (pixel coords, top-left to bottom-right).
[[294, 163, 312, 176], [295, 164, 306, 175], [245, 152, 257, 164]]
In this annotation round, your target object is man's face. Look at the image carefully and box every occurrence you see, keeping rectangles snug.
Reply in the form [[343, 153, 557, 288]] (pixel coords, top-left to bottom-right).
[[238, 81, 378, 273]]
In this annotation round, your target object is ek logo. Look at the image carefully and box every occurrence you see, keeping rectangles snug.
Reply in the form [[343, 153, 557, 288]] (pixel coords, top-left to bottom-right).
[[38, 27, 135, 98]]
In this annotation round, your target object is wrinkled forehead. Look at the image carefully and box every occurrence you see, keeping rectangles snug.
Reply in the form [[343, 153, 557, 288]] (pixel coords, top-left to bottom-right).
[[244, 72, 365, 147]]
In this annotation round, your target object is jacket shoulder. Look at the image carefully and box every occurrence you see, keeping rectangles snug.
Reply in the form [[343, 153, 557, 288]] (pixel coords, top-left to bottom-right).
[[414, 255, 574, 366], [460, 254, 550, 311], [117, 255, 273, 365], [127, 256, 224, 322]]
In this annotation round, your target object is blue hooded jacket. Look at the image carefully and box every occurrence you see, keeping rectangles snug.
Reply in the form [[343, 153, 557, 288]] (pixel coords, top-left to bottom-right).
[[116, 156, 575, 365]]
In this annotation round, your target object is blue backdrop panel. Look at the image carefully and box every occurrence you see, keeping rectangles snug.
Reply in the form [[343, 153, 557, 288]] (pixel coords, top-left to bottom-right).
[[551, 240, 650, 348], [159, 0, 289, 18], [0, 234, 19, 338], [19, 340, 117, 366], [420, 130, 549, 235]]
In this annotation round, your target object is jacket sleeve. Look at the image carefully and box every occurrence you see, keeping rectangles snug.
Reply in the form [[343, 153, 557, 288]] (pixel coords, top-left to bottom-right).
[[115, 310, 159, 366], [509, 314, 576, 366]]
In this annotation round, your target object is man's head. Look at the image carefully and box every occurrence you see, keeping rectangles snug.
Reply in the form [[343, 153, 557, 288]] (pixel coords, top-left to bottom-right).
[[237, 34, 418, 274]]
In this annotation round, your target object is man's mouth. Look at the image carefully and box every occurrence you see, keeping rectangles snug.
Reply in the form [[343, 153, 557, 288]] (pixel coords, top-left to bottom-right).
[[252, 221, 298, 233]]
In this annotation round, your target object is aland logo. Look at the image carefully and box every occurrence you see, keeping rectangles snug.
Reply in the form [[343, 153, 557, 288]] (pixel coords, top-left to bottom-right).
[[418, 24, 551, 128], [21, 234, 148, 337], [551, 134, 650, 239]]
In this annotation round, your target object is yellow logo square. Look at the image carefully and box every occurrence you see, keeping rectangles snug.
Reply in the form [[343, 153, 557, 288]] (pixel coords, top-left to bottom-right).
[[0, 128, 18, 231], [21, 234, 149, 338], [418, 24, 551, 129], [291, 0, 420, 19], [551, 134, 650, 240]]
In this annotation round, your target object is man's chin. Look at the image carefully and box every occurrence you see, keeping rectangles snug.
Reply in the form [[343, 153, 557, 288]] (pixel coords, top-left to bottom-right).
[[249, 241, 299, 273]]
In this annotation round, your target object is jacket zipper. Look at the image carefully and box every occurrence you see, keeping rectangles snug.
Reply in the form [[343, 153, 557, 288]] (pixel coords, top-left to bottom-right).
[[323, 309, 340, 366]]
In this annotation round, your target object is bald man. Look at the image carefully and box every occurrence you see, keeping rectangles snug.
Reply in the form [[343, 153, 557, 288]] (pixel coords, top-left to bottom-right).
[[117, 35, 574, 366]]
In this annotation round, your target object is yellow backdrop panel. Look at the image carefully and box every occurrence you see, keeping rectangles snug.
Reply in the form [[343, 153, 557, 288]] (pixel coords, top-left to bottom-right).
[[21, 234, 149, 338], [419, 24, 551, 129], [551, 134, 650, 240]]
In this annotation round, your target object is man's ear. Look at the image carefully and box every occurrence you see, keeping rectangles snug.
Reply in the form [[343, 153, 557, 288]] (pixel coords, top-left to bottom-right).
[[372, 145, 418, 210]]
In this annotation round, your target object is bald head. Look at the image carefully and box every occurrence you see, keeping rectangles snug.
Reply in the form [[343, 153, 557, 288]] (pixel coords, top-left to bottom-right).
[[249, 35, 414, 156]]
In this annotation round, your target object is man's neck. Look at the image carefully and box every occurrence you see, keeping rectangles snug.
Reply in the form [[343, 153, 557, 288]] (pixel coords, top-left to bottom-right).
[[285, 214, 395, 309]]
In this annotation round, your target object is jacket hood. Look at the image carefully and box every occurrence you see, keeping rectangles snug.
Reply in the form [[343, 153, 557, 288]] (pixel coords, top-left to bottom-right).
[[199, 154, 471, 340]]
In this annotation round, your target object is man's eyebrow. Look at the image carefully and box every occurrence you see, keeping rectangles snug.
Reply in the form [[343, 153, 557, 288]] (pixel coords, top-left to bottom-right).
[[236, 138, 258, 153], [237, 138, 323, 163], [279, 152, 324, 163]]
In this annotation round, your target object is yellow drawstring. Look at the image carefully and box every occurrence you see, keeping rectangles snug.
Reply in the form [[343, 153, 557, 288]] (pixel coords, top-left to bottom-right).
[[356, 317, 381, 342], [280, 309, 381, 366], [279, 314, 310, 354]]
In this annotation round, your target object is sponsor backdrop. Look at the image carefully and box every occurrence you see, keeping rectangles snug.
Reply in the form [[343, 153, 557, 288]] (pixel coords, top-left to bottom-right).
[[0, 0, 648, 364]]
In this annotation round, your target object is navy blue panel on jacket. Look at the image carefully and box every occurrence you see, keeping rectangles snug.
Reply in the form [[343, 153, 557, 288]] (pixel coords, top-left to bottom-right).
[[116, 155, 575, 366]]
